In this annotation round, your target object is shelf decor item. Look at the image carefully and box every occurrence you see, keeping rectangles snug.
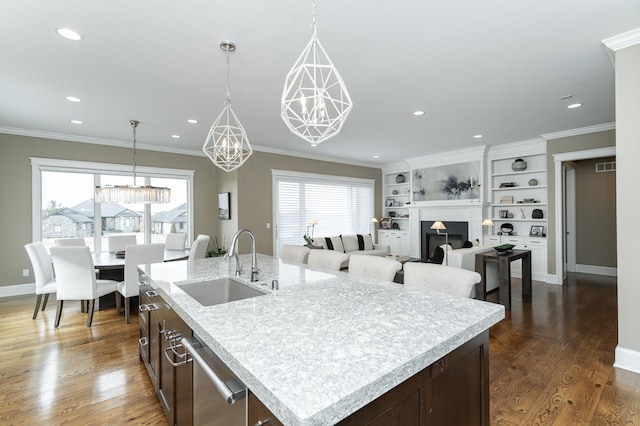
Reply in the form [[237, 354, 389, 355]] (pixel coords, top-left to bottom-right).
[[512, 158, 527, 171], [494, 244, 515, 254], [530, 225, 545, 237], [395, 174, 405, 183], [528, 178, 538, 186]]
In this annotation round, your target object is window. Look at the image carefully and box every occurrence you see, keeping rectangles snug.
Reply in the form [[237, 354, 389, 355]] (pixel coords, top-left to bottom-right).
[[272, 170, 374, 256], [31, 158, 194, 251]]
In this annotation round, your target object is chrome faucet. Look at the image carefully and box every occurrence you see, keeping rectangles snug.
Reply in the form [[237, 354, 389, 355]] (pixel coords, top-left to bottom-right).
[[224, 229, 259, 282]]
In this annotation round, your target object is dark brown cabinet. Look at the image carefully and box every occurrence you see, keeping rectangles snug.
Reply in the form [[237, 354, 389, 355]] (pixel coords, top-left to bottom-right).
[[139, 276, 192, 426], [248, 332, 489, 426]]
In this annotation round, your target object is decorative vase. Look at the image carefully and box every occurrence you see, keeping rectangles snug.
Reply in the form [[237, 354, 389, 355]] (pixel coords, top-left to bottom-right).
[[512, 159, 527, 171], [395, 174, 405, 183]]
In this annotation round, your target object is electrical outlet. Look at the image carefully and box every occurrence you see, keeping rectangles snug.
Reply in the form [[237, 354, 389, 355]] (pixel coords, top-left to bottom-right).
[[22, 269, 29, 277], [266, 223, 271, 229]]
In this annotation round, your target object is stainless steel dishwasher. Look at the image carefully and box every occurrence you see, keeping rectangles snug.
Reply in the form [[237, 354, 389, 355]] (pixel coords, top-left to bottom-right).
[[181, 335, 247, 425]]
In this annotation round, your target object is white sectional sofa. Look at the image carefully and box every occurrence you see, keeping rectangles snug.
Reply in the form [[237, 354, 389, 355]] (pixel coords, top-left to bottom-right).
[[447, 245, 499, 292], [312, 234, 389, 268]]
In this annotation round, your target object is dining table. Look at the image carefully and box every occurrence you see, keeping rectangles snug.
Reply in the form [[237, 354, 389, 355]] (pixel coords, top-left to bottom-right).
[[92, 249, 190, 294]]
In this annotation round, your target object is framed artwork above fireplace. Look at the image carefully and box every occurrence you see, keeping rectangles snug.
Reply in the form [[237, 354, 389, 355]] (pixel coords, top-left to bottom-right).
[[412, 161, 480, 202]]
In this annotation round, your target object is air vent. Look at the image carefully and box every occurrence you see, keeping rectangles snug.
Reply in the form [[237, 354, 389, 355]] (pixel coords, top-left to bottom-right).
[[595, 161, 616, 172]]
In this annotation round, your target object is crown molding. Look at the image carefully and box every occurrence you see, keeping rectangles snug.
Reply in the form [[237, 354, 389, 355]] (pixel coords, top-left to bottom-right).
[[1, 126, 381, 169], [0, 126, 205, 157], [486, 138, 546, 159], [251, 144, 379, 169], [541, 122, 615, 141], [603, 28, 640, 52], [404, 145, 488, 169]]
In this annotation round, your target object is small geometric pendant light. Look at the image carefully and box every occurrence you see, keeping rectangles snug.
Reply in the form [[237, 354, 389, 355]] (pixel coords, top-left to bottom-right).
[[203, 41, 253, 172], [281, 0, 353, 146]]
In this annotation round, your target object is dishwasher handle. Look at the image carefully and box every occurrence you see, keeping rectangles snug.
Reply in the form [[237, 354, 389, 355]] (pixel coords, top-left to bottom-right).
[[181, 337, 246, 405]]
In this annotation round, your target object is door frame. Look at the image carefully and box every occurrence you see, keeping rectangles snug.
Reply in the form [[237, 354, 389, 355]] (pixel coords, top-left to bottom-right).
[[553, 147, 616, 284]]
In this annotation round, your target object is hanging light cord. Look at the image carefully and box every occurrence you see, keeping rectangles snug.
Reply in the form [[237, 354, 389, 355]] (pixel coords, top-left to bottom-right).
[[311, 0, 317, 36], [225, 49, 231, 106], [130, 119, 139, 185]]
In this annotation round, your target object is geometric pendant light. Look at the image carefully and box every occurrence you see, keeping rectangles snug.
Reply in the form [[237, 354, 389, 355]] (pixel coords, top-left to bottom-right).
[[281, 0, 353, 146], [203, 41, 253, 172], [95, 120, 171, 204]]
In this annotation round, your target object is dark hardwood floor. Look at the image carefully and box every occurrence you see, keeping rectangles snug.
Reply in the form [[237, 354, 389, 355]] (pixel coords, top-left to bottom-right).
[[0, 273, 638, 425]]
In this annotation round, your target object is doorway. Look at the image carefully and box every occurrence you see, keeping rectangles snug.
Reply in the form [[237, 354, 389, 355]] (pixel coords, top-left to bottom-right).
[[554, 147, 616, 283]]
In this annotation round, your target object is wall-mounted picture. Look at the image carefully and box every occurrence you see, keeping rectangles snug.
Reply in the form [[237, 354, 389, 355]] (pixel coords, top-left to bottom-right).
[[530, 225, 544, 237], [412, 161, 480, 201], [218, 192, 231, 220], [385, 199, 395, 207]]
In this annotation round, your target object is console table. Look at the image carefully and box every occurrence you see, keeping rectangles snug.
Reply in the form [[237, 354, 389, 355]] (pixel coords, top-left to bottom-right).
[[475, 249, 532, 309]]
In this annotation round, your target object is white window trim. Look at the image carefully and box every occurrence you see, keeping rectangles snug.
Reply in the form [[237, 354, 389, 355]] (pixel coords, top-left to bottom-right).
[[30, 157, 195, 245]]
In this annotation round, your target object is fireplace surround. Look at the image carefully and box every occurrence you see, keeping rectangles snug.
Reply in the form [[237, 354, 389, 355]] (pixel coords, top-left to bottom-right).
[[421, 221, 469, 261]]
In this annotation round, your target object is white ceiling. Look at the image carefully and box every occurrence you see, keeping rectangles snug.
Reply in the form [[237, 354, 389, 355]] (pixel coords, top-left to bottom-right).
[[1, 1, 638, 167]]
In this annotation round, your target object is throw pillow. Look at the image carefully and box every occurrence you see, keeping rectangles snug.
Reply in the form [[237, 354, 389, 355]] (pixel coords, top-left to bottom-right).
[[323, 236, 345, 253], [357, 234, 374, 250]]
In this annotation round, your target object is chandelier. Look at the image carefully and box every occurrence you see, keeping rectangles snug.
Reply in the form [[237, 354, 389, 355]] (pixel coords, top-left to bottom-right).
[[203, 41, 253, 172], [281, 0, 353, 146], [95, 120, 171, 204]]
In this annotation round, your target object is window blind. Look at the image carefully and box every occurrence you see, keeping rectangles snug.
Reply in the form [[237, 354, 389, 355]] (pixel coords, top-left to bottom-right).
[[273, 171, 374, 256]]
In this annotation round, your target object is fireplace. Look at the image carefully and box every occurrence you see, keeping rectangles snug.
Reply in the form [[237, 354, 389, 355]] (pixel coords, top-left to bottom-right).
[[421, 221, 469, 261]]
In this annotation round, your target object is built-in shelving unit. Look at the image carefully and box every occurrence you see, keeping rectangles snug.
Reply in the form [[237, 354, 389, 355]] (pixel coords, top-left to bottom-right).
[[383, 170, 411, 229], [488, 151, 548, 280]]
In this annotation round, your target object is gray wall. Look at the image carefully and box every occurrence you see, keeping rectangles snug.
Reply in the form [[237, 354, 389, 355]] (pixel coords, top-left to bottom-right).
[[575, 157, 616, 268], [545, 129, 616, 275], [616, 43, 640, 358], [0, 133, 381, 288], [234, 151, 382, 255]]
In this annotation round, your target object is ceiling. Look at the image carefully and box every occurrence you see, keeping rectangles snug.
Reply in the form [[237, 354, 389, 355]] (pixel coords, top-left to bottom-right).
[[1, 1, 638, 167]]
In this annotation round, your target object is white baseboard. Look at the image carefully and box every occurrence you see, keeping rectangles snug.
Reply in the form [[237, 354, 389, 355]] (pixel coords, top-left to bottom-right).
[[614, 346, 640, 374], [0, 283, 35, 298], [576, 264, 617, 277]]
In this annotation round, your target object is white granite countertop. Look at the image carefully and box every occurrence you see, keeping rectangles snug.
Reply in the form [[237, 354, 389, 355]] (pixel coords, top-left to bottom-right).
[[140, 254, 505, 426]]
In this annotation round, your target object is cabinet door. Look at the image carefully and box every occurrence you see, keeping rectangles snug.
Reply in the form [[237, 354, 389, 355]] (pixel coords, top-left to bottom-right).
[[399, 232, 411, 256], [248, 392, 284, 426], [158, 304, 193, 426]]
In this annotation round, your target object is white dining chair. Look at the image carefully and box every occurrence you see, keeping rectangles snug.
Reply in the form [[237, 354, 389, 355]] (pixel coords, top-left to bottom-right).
[[117, 243, 165, 323], [348, 254, 402, 282], [189, 234, 210, 261], [107, 235, 137, 252], [54, 237, 86, 247], [280, 245, 311, 264], [403, 262, 481, 298], [24, 242, 57, 319], [49, 246, 118, 327], [307, 250, 349, 271], [165, 233, 187, 250]]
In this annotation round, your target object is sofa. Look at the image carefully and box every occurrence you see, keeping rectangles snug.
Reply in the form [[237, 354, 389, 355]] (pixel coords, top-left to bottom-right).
[[447, 245, 499, 292], [312, 234, 389, 267]]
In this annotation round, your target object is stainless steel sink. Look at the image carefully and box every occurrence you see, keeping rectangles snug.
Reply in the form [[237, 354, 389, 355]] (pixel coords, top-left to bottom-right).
[[179, 278, 265, 306]]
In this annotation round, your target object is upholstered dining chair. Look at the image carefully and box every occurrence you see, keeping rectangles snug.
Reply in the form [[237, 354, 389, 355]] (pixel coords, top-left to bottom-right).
[[117, 243, 164, 323], [49, 246, 118, 327], [165, 233, 187, 250], [107, 235, 137, 252], [54, 237, 86, 247], [24, 242, 57, 319], [403, 262, 481, 298], [307, 250, 349, 271], [280, 245, 311, 264], [188, 234, 210, 261], [348, 254, 402, 282]]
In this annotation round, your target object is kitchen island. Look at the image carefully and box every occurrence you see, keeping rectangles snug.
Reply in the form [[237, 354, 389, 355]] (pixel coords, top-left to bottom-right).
[[139, 254, 505, 425]]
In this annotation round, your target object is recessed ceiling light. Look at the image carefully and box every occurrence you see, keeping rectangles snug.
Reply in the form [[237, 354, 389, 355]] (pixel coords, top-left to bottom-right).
[[171, 134, 181, 139], [70, 120, 83, 125], [473, 134, 483, 139], [187, 119, 198, 124], [65, 96, 81, 102], [56, 28, 82, 41], [567, 103, 583, 109], [373, 155, 380, 159], [413, 110, 425, 116]]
